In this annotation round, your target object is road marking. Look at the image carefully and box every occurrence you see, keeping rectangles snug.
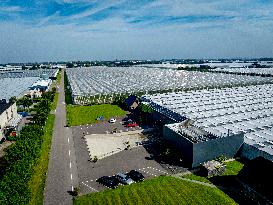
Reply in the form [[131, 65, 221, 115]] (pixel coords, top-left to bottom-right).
[[69, 162, 72, 168], [81, 182, 98, 192], [71, 174, 73, 180], [68, 138, 70, 143], [68, 150, 71, 156], [140, 169, 157, 177], [147, 167, 168, 175]]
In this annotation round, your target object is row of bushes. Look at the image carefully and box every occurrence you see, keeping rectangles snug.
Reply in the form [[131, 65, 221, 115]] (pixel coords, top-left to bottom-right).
[[0, 90, 56, 205]]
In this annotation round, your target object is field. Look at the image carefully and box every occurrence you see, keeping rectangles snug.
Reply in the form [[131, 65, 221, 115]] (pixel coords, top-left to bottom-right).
[[73, 176, 236, 205], [28, 114, 55, 205], [67, 104, 127, 126]]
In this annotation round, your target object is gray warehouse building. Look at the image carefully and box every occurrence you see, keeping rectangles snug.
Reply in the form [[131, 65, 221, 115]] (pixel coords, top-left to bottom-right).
[[163, 121, 244, 167]]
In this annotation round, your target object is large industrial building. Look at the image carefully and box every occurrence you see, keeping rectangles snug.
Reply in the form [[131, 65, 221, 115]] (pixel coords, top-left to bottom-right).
[[30, 79, 52, 92], [142, 84, 273, 167]]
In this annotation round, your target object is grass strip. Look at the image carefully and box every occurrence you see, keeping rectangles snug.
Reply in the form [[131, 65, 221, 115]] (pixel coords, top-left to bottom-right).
[[28, 114, 55, 205]]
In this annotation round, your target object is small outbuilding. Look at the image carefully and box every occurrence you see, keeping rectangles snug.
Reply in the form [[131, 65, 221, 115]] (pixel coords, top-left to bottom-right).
[[201, 160, 226, 177], [125, 95, 139, 110]]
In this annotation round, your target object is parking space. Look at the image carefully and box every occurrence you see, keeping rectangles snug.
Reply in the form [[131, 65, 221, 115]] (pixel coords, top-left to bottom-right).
[[72, 117, 142, 136], [80, 165, 169, 194]]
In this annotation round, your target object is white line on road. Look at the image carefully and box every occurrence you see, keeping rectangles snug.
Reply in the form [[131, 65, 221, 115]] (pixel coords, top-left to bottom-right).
[[68, 150, 71, 156], [147, 167, 168, 174], [68, 138, 70, 143], [139, 169, 157, 177], [71, 174, 73, 180], [81, 182, 98, 192], [69, 162, 72, 168]]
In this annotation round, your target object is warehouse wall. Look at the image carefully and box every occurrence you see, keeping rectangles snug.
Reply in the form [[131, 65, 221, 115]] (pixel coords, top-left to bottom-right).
[[192, 133, 244, 167], [163, 125, 193, 165], [163, 124, 244, 168], [151, 111, 177, 125], [239, 143, 273, 162]]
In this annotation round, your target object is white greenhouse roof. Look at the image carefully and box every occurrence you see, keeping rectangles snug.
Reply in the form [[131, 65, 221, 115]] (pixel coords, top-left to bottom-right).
[[143, 84, 273, 157]]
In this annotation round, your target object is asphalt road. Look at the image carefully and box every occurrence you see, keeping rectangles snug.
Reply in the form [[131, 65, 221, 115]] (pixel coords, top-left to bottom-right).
[[44, 69, 78, 205]]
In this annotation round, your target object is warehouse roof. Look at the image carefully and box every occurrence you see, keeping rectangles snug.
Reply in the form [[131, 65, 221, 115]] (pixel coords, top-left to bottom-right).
[[31, 79, 51, 87]]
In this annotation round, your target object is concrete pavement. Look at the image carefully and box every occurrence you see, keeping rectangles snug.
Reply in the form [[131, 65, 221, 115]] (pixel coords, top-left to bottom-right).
[[44, 69, 78, 205]]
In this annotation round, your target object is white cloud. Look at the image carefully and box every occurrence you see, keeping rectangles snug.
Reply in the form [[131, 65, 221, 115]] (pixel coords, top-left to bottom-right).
[[0, 6, 23, 12], [67, 0, 124, 20], [36, 11, 61, 27], [0, 0, 273, 63]]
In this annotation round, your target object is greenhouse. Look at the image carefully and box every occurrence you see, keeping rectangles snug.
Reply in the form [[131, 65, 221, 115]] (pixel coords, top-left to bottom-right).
[[142, 84, 273, 162], [0, 69, 58, 79], [211, 67, 273, 76], [66, 66, 273, 104], [0, 77, 40, 101]]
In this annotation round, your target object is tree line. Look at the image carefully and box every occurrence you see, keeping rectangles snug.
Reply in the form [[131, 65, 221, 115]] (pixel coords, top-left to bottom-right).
[[0, 90, 56, 204]]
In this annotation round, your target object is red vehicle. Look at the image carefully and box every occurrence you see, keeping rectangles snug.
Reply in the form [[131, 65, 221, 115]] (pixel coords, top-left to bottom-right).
[[11, 131, 17, 137], [125, 123, 138, 128]]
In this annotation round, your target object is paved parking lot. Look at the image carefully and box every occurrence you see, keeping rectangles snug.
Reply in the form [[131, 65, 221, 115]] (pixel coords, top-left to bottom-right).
[[81, 165, 169, 193], [71, 119, 168, 195], [72, 117, 142, 135]]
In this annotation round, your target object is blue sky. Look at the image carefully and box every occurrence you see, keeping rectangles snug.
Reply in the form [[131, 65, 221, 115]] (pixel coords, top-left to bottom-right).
[[0, 0, 273, 63]]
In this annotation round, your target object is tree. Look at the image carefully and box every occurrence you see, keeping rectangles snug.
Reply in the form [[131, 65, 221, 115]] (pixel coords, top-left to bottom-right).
[[17, 96, 32, 110], [22, 66, 28, 70], [66, 63, 74, 68], [9, 96, 17, 104]]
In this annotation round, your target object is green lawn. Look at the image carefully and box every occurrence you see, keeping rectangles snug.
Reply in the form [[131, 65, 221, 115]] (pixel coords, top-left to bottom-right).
[[182, 173, 212, 184], [52, 92, 59, 110], [73, 176, 237, 205], [28, 114, 55, 205], [222, 160, 244, 176], [67, 104, 127, 126], [56, 70, 61, 84]]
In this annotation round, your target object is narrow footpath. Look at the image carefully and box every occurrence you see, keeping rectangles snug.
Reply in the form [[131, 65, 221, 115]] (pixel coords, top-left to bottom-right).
[[44, 69, 78, 205]]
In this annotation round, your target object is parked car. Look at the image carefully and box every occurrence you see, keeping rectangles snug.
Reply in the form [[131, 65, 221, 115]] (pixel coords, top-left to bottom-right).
[[109, 118, 117, 123], [116, 173, 134, 185], [128, 170, 145, 182], [96, 176, 119, 189], [125, 122, 138, 127], [123, 118, 133, 124]]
